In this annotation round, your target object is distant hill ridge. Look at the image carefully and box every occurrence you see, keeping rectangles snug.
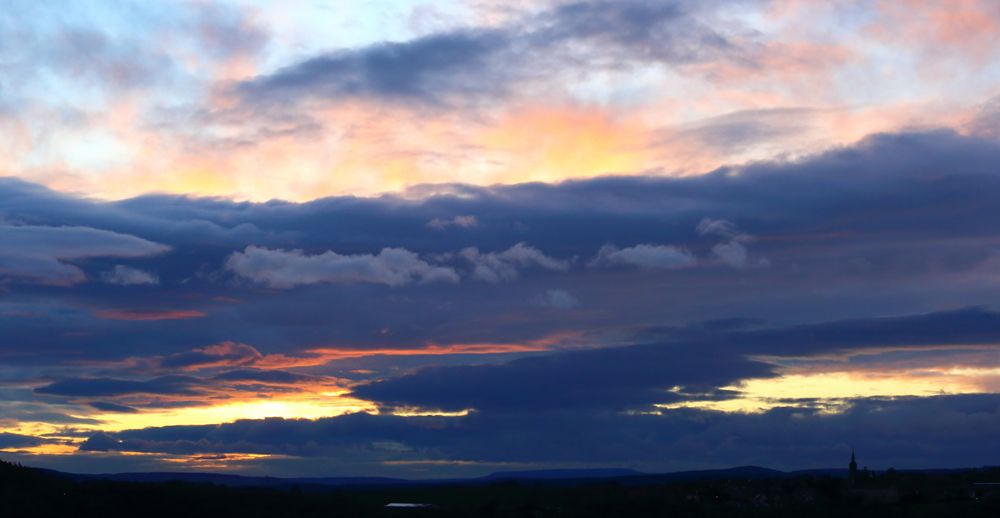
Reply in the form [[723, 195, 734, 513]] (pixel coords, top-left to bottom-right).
[[7, 458, 997, 490], [34, 464, 853, 488]]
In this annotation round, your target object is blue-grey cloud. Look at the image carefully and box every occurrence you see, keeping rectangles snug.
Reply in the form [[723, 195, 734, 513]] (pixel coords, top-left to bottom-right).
[[236, 0, 742, 106], [353, 340, 775, 412], [100, 265, 159, 286], [459, 242, 569, 282], [0, 224, 168, 285], [0, 432, 49, 449], [427, 215, 477, 230], [968, 95, 1000, 139], [352, 306, 1000, 413], [226, 245, 460, 288], [532, 289, 580, 309], [35, 376, 202, 398], [88, 401, 140, 413], [212, 369, 314, 384], [238, 30, 509, 106], [590, 243, 695, 269]]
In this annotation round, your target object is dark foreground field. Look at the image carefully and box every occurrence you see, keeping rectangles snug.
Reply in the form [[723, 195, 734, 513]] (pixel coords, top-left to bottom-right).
[[4, 460, 1000, 517]]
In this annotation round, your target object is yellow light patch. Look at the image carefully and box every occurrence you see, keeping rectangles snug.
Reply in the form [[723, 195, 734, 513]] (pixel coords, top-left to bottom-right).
[[662, 369, 983, 414], [479, 105, 653, 184], [93, 395, 377, 432], [2, 442, 79, 455], [388, 407, 473, 417]]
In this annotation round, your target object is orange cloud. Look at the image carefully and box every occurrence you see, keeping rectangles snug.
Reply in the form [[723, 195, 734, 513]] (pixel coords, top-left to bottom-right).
[[256, 337, 570, 369], [871, 0, 1000, 64], [94, 309, 207, 321]]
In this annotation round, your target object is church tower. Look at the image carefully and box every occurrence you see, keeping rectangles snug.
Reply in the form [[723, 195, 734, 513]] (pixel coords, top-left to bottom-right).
[[849, 449, 858, 479]]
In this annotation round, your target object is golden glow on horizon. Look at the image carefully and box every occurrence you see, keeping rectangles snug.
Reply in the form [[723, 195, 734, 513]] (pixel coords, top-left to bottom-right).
[[661, 368, 988, 413], [7, 353, 1000, 459], [157, 452, 280, 470], [92, 394, 377, 433]]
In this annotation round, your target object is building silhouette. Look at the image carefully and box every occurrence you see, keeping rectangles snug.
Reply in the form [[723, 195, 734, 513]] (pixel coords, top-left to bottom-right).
[[849, 449, 858, 480]]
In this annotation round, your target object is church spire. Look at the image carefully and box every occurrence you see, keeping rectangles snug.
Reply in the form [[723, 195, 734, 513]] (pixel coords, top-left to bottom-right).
[[849, 449, 858, 479]]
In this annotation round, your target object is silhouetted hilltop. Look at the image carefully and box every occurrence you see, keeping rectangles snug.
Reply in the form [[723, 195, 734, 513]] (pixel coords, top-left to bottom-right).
[[5, 458, 1000, 517], [66, 471, 409, 488], [482, 468, 642, 480]]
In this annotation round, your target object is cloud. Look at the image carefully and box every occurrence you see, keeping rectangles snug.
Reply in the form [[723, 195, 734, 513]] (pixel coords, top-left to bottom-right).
[[5, 129, 1000, 465], [968, 95, 1000, 139], [35, 376, 202, 398], [427, 215, 478, 230], [0, 432, 48, 449], [663, 108, 819, 153], [697, 218, 764, 269], [158, 342, 264, 371], [75, 394, 1000, 473], [225, 245, 460, 288], [590, 243, 696, 269], [696, 218, 743, 240], [1, 130, 1000, 369], [88, 401, 140, 413], [533, 289, 580, 309], [3, 129, 1000, 369], [238, 29, 510, 106], [100, 265, 159, 286], [235, 0, 743, 106], [0, 225, 169, 286], [352, 306, 1000, 415], [212, 369, 313, 384], [353, 340, 775, 412], [93, 310, 207, 321], [460, 242, 569, 283]]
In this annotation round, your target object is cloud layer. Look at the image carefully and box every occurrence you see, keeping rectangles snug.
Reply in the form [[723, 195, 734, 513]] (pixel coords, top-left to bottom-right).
[[4, 128, 1000, 475]]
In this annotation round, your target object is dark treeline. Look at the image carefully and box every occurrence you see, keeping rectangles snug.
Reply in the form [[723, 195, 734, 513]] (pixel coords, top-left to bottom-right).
[[4, 460, 1000, 517]]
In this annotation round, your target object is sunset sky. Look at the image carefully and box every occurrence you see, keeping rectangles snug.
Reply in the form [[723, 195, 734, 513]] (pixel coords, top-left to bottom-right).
[[3, 0, 1000, 478]]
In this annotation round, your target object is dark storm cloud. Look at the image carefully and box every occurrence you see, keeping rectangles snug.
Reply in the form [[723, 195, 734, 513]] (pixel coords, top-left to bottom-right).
[[349, 306, 1000, 412], [237, 0, 741, 106], [157, 342, 264, 371], [88, 401, 139, 413], [34, 376, 202, 398], [632, 306, 1000, 354], [0, 432, 49, 449], [706, 306, 1000, 356], [211, 369, 313, 384], [354, 340, 776, 412], [22, 306, 1000, 423], [78, 394, 1000, 471]]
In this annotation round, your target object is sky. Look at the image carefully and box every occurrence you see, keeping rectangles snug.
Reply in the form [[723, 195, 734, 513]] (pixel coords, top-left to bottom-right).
[[2, 0, 1000, 478]]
